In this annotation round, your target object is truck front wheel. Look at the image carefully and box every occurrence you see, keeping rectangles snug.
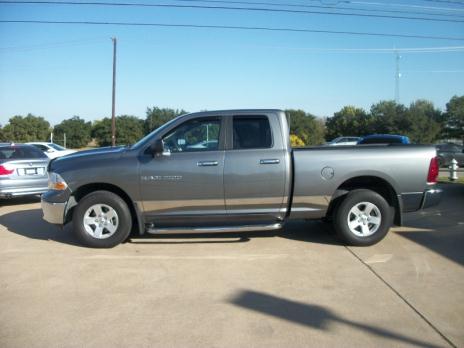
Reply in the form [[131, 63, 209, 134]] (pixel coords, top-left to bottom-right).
[[333, 189, 393, 246], [72, 190, 132, 248]]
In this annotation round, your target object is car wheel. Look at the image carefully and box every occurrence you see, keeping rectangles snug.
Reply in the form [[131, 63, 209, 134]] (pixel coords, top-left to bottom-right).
[[333, 189, 393, 246], [72, 190, 132, 248]]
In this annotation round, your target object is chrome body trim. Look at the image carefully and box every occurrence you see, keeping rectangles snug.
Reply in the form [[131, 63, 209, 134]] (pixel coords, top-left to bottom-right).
[[146, 223, 283, 234]]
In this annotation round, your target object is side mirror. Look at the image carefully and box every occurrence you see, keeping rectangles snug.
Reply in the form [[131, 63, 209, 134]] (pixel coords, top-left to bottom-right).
[[47, 149, 54, 153], [150, 139, 170, 157]]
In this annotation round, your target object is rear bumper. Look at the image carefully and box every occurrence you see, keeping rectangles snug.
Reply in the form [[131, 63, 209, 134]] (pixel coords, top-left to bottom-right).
[[0, 177, 48, 198], [0, 185, 48, 198], [421, 188, 442, 209], [41, 198, 66, 225], [401, 187, 442, 212]]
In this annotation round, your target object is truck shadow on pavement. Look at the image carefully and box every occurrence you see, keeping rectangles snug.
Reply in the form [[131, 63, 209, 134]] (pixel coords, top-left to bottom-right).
[[1, 207, 341, 247], [0, 196, 41, 206], [229, 290, 445, 348], [0, 208, 82, 246], [395, 183, 464, 267]]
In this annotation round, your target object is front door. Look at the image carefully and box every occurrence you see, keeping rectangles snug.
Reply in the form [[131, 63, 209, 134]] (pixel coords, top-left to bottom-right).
[[139, 117, 225, 222]]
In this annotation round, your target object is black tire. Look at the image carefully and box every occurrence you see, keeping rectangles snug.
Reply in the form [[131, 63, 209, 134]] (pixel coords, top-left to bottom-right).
[[333, 189, 393, 246], [72, 190, 132, 248]]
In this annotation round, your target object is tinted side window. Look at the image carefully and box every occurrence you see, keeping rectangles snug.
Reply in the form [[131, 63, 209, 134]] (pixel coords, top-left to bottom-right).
[[163, 118, 221, 153], [233, 116, 272, 149]]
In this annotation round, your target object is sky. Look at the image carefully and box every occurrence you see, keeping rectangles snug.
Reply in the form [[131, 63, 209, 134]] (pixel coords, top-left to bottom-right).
[[0, 0, 464, 126]]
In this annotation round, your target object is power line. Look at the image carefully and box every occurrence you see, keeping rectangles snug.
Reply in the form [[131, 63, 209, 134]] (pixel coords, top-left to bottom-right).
[[1, 0, 464, 23], [27, 0, 464, 18], [2, 19, 464, 41], [349, 1, 464, 13], [419, 0, 464, 5], [2, 37, 464, 53], [2, 38, 464, 53], [235, 45, 464, 52], [143, 0, 464, 17], [0, 37, 106, 51]]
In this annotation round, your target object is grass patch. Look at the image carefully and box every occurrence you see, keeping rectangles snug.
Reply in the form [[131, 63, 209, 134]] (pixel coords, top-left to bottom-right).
[[438, 176, 464, 184]]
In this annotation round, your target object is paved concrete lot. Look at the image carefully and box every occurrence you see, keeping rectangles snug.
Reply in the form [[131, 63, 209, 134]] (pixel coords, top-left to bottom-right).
[[1, 184, 463, 348]]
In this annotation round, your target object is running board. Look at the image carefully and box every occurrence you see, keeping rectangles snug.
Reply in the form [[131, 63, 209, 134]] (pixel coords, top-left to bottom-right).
[[146, 223, 283, 235]]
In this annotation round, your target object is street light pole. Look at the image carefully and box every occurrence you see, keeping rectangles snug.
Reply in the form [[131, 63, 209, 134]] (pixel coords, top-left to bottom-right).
[[111, 37, 117, 147]]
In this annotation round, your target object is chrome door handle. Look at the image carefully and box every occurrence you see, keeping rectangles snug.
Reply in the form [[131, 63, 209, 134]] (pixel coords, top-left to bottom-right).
[[197, 161, 219, 167], [260, 159, 280, 165]]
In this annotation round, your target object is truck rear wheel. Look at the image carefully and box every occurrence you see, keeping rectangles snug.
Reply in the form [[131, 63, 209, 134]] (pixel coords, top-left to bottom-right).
[[333, 189, 393, 246], [72, 190, 132, 248]]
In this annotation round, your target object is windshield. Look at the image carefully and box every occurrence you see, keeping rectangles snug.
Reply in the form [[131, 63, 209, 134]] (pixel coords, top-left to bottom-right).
[[48, 143, 66, 151], [130, 115, 184, 150]]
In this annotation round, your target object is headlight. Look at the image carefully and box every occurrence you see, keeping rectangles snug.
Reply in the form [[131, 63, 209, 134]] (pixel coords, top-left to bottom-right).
[[48, 172, 68, 191]]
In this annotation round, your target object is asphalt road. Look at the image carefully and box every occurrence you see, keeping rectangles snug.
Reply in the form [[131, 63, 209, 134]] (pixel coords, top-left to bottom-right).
[[0, 184, 463, 348]]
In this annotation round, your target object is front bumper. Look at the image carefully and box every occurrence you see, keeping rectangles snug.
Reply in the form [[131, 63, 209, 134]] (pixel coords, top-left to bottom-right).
[[41, 198, 66, 225], [421, 188, 443, 209]]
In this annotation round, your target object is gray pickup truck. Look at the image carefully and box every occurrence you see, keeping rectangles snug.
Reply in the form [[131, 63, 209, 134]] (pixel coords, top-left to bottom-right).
[[41, 109, 441, 248]]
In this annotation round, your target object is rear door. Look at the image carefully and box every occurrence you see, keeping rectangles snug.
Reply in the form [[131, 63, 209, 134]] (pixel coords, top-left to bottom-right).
[[223, 114, 288, 220]]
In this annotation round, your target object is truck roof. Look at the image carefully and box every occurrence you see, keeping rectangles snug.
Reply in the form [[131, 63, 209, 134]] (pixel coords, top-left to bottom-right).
[[186, 109, 284, 117]]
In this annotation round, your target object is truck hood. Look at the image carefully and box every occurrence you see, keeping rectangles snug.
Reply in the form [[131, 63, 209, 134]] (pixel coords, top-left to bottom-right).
[[49, 146, 126, 171]]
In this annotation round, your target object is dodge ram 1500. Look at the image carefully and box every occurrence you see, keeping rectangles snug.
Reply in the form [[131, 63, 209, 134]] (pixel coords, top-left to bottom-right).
[[41, 109, 441, 248]]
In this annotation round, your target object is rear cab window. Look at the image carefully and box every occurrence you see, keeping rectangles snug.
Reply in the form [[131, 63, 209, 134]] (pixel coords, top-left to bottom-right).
[[0, 146, 48, 160], [232, 116, 273, 150]]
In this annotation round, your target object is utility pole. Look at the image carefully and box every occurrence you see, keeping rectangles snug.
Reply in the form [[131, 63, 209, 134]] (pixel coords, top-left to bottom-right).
[[111, 37, 117, 147], [395, 50, 401, 104]]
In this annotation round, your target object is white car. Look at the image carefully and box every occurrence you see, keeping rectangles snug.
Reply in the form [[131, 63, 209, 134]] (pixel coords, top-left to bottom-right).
[[326, 136, 360, 146], [26, 142, 76, 159]]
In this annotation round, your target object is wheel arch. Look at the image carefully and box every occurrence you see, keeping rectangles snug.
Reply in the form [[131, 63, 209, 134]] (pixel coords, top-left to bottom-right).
[[65, 183, 144, 235], [326, 175, 402, 226]]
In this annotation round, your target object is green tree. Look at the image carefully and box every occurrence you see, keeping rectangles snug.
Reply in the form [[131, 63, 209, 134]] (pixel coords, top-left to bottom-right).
[[370, 100, 409, 135], [406, 100, 442, 144], [145, 107, 187, 134], [92, 115, 144, 147], [325, 106, 372, 140], [53, 116, 92, 149], [2, 114, 50, 142], [285, 109, 325, 146], [0, 125, 5, 142], [444, 95, 464, 142]]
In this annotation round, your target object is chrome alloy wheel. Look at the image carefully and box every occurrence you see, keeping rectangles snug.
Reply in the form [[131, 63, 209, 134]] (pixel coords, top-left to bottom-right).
[[83, 204, 119, 239], [347, 201, 382, 237]]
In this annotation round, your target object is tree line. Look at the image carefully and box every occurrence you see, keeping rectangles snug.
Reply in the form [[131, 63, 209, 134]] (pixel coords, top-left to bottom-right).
[[0, 96, 463, 148]]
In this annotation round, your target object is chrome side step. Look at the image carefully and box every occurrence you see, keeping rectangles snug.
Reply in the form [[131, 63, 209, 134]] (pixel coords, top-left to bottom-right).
[[146, 223, 283, 235]]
